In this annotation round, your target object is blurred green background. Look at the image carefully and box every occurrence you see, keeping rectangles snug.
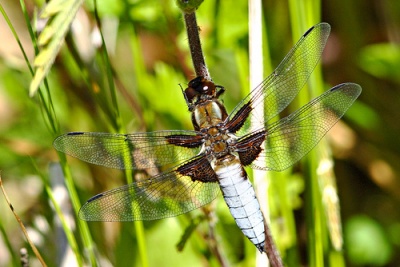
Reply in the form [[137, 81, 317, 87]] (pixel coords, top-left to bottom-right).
[[0, 0, 399, 266]]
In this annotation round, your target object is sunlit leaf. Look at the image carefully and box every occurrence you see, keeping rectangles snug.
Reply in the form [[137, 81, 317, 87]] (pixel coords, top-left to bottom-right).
[[345, 215, 393, 266], [29, 0, 85, 96], [358, 43, 400, 83]]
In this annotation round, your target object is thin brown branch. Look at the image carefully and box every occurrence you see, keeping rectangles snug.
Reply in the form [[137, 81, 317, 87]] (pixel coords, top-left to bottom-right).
[[204, 207, 229, 267], [183, 12, 210, 80], [0, 174, 48, 267], [263, 218, 284, 267]]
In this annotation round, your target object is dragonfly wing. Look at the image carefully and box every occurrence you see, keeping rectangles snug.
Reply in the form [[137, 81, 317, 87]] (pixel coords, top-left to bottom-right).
[[227, 23, 331, 135], [53, 130, 203, 170], [79, 156, 221, 221], [239, 83, 362, 171]]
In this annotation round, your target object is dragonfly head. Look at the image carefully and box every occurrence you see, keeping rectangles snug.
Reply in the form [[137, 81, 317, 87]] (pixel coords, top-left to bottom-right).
[[184, 76, 225, 111]]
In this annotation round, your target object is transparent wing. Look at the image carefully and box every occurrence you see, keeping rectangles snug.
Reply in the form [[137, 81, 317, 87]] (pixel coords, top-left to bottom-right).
[[78, 156, 221, 221], [53, 130, 202, 170], [228, 23, 331, 135], [238, 83, 362, 171]]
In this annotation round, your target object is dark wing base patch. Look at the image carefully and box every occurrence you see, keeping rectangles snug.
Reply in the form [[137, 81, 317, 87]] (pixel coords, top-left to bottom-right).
[[236, 130, 266, 166], [177, 156, 218, 183]]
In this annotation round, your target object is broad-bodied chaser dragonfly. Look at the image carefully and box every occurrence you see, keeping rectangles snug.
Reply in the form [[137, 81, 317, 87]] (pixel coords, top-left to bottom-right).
[[54, 23, 361, 252]]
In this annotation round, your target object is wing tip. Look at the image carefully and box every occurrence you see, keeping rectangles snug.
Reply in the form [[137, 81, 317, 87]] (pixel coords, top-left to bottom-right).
[[303, 22, 331, 38], [330, 83, 362, 97], [78, 193, 105, 221], [53, 132, 85, 151]]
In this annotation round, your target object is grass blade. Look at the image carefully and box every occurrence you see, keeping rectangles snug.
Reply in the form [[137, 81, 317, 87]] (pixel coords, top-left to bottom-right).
[[30, 0, 85, 96]]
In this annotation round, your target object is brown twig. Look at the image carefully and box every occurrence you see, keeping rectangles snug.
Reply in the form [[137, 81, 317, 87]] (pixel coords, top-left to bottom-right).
[[183, 12, 210, 80], [204, 207, 229, 267], [0, 174, 48, 267], [263, 218, 284, 267]]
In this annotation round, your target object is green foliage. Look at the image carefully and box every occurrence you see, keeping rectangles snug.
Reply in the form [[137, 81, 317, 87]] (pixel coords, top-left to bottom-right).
[[0, 0, 398, 267], [30, 0, 85, 96], [345, 215, 393, 266], [359, 43, 400, 83]]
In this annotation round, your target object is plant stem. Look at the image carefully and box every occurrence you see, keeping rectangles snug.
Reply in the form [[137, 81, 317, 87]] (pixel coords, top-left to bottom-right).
[[263, 220, 284, 267], [183, 12, 210, 80], [248, 0, 283, 265]]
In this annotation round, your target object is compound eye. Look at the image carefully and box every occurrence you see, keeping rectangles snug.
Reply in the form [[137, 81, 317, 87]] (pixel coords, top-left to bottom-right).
[[184, 87, 198, 103], [188, 76, 203, 89]]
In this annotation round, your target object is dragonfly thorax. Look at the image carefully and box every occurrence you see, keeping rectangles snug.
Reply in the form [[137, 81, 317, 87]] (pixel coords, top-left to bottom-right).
[[191, 99, 228, 130], [202, 125, 237, 159]]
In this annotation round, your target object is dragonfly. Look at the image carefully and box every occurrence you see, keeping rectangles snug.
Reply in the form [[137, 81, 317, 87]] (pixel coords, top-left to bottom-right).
[[54, 22, 361, 253]]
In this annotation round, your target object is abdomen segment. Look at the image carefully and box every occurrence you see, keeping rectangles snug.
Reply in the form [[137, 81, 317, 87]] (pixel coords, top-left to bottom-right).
[[214, 157, 266, 252]]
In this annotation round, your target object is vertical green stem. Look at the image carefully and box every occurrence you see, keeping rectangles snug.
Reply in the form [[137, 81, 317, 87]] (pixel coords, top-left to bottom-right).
[[291, 57, 320, 265], [288, 1, 326, 267], [92, 1, 149, 265], [58, 153, 98, 267]]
